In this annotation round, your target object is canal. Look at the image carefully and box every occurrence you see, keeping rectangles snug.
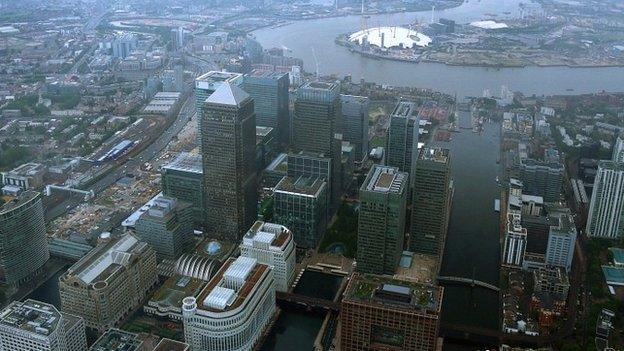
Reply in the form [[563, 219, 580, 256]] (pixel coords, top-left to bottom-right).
[[25, 266, 67, 308]]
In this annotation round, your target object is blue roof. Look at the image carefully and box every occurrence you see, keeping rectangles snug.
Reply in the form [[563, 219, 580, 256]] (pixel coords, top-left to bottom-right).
[[609, 247, 624, 265], [602, 265, 624, 285]]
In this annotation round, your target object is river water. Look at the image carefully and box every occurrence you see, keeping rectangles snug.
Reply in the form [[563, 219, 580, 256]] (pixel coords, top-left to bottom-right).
[[253, 0, 624, 97]]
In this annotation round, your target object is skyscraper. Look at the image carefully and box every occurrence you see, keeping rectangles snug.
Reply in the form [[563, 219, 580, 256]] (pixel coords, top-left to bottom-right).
[[386, 101, 419, 179], [0, 299, 87, 351], [0, 191, 49, 286], [502, 212, 528, 267], [340, 94, 369, 162], [243, 70, 290, 145], [273, 175, 327, 248], [357, 165, 408, 275], [135, 196, 194, 261], [195, 71, 243, 116], [586, 161, 624, 239], [162, 152, 204, 228], [201, 83, 258, 241], [341, 273, 442, 351], [612, 132, 624, 163], [409, 147, 452, 257], [545, 214, 576, 272], [519, 159, 564, 203]]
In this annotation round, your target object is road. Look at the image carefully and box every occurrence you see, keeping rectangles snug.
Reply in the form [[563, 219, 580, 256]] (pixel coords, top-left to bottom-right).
[[45, 93, 196, 222]]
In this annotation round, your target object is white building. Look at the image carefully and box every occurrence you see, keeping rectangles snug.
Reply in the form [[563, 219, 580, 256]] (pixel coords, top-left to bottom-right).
[[587, 161, 624, 239], [182, 256, 275, 351], [612, 132, 624, 164], [240, 221, 296, 292], [502, 212, 527, 267], [0, 299, 87, 351]]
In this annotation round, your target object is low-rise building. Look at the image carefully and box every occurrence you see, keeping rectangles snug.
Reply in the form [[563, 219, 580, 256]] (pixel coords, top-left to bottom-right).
[[1, 162, 46, 194]]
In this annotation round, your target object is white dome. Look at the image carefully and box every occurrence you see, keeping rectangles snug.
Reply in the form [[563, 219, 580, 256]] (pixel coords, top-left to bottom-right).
[[349, 26, 431, 49]]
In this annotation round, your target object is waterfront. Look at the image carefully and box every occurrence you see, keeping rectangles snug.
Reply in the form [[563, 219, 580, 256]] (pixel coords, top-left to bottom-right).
[[253, 0, 624, 97], [25, 267, 66, 308]]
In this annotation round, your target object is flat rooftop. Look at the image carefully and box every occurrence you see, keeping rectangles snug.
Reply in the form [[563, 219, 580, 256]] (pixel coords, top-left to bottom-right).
[[243, 221, 292, 249], [196, 71, 242, 84], [247, 69, 287, 79], [4, 162, 45, 177], [163, 152, 203, 174], [365, 166, 407, 194], [0, 300, 62, 336], [90, 329, 142, 351], [344, 274, 442, 313], [391, 101, 416, 119], [0, 190, 39, 215], [302, 81, 339, 91], [419, 147, 450, 164], [149, 275, 206, 311], [275, 175, 326, 198], [153, 339, 189, 351]]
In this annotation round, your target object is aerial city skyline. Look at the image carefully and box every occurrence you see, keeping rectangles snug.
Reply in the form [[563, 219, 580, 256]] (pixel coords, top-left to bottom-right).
[[0, 0, 623, 351]]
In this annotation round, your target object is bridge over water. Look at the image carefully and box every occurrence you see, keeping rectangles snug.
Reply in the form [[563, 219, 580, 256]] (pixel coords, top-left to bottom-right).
[[437, 276, 500, 292]]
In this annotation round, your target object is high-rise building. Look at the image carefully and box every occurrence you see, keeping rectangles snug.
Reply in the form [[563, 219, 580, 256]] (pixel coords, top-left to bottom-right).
[[111, 33, 137, 59], [612, 132, 624, 164], [341, 273, 442, 351], [386, 101, 419, 179], [287, 152, 338, 211], [502, 212, 527, 267], [59, 234, 158, 331], [545, 214, 576, 272], [162, 152, 204, 228], [182, 256, 275, 351], [409, 147, 452, 257], [0, 191, 49, 286], [340, 95, 369, 162], [519, 159, 564, 203], [171, 27, 185, 52], [240, 221, 296, 292], [0, 299, 87, 351], [586, 161, 624, 239], [200, 83, 258, 240], [292, 81, 341, 154], [195, 71, 243, 116], [243, 70, 290, 145], [273, 175, 327, 248], [135, 196, 194, 261], [357, 166, 408, 275]]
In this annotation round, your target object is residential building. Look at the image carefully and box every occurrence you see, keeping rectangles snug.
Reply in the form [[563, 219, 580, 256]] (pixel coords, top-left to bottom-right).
[[386, 101, 419, 179], [340, 95, 369, 162], [613, 132, 624, 164], [586, 161, 624, 238], [1, 162, 46, 195], [341, 273, 442, 351], [182, 256, 276, 351], [112, 34, 137, 59], [135, 196, 194, 261], [357, 165, 408, 275], [0, 191, 49, 286], [200, 83, 258, 241], [240, 221, 296, 292], [273, 175, 327, 248], [243, 70, 290, 145], [545, 214, 576, 272], [162, 152, 204, 228], [59, 234, 158, 331], [0, 299, 87, 351], [519, 159, 564, 203], [409, 147, 452, 257]]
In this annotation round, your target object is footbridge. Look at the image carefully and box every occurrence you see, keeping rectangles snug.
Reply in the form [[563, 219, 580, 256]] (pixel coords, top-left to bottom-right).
[[437, 276, 500, 292]]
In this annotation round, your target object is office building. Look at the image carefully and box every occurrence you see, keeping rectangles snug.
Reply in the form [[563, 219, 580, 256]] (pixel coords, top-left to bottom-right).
[[182, 256, 276, 351], [613, 132, 624, 164], [240, 221, 296, 292], [357, 166, 408, 275], [0, 299, 87, 351], [112, 34, 137, 59], [243, 70, 290, 145], [200, 83, 258, 240], [162, 152, 204, 228], [90, 329, 189, 351], [171, 27, 185, 51], [386, 101, 419, 178], [1, 162, 46, 195], [195, 71, 243, 116], [545, 214, 576, 272], [287, 151, 339, 211], [519, 159, 564, 202], [340, 95, 369, 162], [502, 213, 528, 267], [587, 161, 624, 239], [410, 147, 452, 257], [0, 191, 49, 286], [341, 274, 442, 351], [273, 176, 327, 248], [135, 196, 194, 261], [59, 234, 158, 331], [256, 126, 277, 170]]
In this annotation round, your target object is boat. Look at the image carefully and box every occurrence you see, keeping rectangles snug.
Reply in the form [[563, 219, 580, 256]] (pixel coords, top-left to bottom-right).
[[494, 199, 500, 212], [495, 176, 499, 183]]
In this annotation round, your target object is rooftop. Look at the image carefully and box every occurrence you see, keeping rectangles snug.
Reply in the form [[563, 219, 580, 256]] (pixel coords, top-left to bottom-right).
[[364, 166, 407, 194], [205, 83, 250, 107], [247, 69, 287, 79], [243, 221, 292, 249], [153, 339, 189, 351], [419, 147, 450, 163], [345, 274, 442, 312], [163, 152, 203, 174], [196, 71, 242, 84], [0, 190, 39, 216], [0, 300, 62, 336], [610, 247, 624, 266], [90, 329, 142, 351], [275, 176, 326, 198], [3, 162, 45, 177], [303, 81, 339, 91], [391, 101, 417, 119]]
